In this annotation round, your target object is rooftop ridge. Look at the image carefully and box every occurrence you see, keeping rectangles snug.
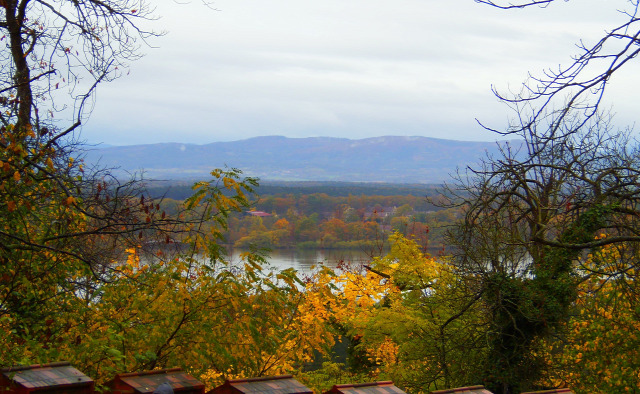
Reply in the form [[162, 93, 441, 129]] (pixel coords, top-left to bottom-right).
[[0, 361, 71, 373], [115, 367, 183, 378]]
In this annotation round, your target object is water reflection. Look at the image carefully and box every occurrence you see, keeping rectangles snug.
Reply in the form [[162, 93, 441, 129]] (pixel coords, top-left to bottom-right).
[[145, 244, 445, 276], [228, 248, 377, 274]]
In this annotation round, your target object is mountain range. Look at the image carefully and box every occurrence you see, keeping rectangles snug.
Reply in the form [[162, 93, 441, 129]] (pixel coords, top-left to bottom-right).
[[82, 135, 513, 184]]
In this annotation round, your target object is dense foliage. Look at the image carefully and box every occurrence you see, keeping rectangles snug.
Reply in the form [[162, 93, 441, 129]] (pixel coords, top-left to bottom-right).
[[154, 189, 460, 251], [223, 194, 458, 250], [2, 0, 640, 393]]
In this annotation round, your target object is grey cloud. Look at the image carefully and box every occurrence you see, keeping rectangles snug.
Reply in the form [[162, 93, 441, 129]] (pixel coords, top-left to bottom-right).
[[83, 0, 635, 146]]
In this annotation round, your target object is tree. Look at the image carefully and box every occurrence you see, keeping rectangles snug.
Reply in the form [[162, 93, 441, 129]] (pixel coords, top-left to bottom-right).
[[0, 0, 166, 296], [0, 163, 259, 363], [0, 125, 214, 359], [0, 0, 264, 374], [436, 2, 640, 391], [539, 241, 640, 392], [0, 0, 341, 387], [0, 0, 163, 271], [0, 169, 338, 386], [476, 0, 640, 141], [1, 0, 157, 132], [442, 110, 640, 392], [300, 233, 487, 392], [359, 234, 487, 392]]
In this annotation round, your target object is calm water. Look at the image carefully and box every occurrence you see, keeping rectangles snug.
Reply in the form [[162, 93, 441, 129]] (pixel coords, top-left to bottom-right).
[[228, 248, 377, 274], [146, 245, 445, 275], [142, 245, 376, 274]]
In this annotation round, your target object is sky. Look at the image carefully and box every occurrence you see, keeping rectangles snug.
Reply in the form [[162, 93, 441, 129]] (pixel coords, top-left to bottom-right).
[[81, 0, 638, 146]]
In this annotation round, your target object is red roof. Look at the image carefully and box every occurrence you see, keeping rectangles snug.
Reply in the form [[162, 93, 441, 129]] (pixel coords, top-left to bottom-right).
[[0, 361, 93, 392], [430, 386, 493, 394], [324, 381, 406, 394], [108, 368, 204, 394], [207, 375, 312, 394]]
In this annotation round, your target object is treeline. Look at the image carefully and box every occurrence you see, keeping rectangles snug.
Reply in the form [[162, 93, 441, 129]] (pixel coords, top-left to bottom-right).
[[159, 190, 461, 250], [146, 180, 442, 200]]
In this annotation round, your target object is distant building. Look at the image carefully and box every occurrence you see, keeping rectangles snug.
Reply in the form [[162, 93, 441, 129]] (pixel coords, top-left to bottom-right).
[[363, 207, 396, 220], [246, 211, 272, 217]]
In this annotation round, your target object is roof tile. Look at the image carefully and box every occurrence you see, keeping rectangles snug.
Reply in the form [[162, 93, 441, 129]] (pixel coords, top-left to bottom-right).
[[0, 361, 93, 390], [110, 368, 205, 393], [430, 385, 493, 394], [209, 375, 312, 394], [324, 381, 406, 394]]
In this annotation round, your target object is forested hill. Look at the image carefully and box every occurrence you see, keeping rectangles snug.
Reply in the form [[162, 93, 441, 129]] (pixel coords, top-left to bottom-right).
[[83, 135, 514, 183]]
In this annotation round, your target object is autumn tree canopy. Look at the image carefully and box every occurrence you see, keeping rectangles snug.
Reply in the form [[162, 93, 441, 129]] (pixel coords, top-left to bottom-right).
[[436, 1, 640, 392], [0, 1, 342, 387], [0, 0, 249, 373], [0, 0, 173, 341]]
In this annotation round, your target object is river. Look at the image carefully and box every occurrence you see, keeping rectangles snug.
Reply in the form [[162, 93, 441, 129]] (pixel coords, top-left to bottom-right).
[[145, 245, 445, 275], [227, 248, 377, 274]]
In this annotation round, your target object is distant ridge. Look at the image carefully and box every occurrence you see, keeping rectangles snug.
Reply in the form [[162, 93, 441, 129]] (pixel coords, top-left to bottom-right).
[[82, 135, 512, 183]]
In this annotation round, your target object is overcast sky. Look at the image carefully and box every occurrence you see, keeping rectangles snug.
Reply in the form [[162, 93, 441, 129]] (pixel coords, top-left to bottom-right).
[[82, 0, 637, 146]]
